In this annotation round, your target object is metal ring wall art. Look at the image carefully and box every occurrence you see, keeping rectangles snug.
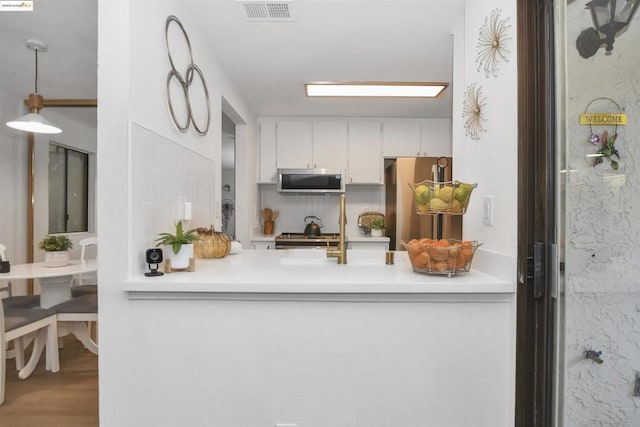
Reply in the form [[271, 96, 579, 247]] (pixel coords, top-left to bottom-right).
[[165, 15, 211, 136]]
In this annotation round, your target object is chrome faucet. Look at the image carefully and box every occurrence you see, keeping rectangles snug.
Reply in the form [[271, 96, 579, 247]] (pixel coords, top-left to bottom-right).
[[326, 193, 347, 264]]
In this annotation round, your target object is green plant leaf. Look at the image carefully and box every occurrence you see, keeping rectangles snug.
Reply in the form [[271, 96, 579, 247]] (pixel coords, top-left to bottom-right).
[[155, 221, 200, 253], [38, 235, 73, 251]]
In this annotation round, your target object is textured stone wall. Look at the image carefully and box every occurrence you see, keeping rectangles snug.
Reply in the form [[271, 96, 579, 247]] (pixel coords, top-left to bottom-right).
[[563, 2, 640, 425]]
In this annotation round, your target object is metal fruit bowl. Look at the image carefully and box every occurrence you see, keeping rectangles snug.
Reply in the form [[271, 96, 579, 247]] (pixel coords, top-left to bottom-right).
[[409, 180, 477, 215], [401, 239, 482, 277]]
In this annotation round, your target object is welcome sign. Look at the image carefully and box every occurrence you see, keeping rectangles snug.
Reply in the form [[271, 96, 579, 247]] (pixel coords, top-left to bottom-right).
[[580, 113, 627, 125]]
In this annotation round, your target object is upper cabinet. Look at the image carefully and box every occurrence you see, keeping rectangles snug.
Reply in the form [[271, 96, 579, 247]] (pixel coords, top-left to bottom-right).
[[381, 118, 452, 158], [258, 120, 278, 183], [382, 120, 421, 157], [275, 121, 313, 169], [347, 120, 383, 184], [258, 117, 450, 185], [420, 119, 452, 158], [312, 121, 348, 172]]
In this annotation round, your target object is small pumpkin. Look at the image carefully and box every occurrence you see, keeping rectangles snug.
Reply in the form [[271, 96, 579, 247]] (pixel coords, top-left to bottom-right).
[[194, 225, 231, 259]]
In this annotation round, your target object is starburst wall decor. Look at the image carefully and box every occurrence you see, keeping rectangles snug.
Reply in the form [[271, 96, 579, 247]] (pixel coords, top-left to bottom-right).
[[476, 9, 512, 78], [462, 83, 487, 140]]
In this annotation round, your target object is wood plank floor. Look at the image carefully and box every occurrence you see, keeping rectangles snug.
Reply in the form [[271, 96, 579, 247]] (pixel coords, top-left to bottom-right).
[[0, 336, 98, 427]]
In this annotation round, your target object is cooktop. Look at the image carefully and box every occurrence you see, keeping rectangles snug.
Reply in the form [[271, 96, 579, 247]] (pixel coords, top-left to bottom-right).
[[276, 232, 341, 240]]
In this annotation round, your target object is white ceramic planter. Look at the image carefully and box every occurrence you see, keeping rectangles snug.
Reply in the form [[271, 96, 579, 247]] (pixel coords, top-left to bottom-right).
[[168, 244, 193, 269], [371, 229, 384, 237], [44, 251, 70, 267], [229, 240, 242, 254]]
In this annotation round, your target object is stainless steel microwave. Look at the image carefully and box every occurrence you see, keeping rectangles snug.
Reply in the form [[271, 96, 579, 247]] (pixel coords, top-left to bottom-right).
[[277, 168, 345, 194]]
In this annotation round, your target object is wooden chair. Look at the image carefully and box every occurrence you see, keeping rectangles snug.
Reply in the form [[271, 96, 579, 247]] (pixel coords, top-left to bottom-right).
[[1, 285, 60, 405]]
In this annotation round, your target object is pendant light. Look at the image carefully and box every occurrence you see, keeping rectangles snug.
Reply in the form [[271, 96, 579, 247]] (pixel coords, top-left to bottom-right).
[[6, 39, 62, 134]]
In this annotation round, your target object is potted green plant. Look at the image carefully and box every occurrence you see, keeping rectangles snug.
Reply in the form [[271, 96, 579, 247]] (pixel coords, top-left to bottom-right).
[[369, 218, 385, 237], [38, 234, 73, 267], [155, 221, 200, 269]]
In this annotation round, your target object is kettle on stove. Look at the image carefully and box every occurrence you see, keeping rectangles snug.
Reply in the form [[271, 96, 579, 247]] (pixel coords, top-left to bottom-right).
[[303, 216, 323, 236]]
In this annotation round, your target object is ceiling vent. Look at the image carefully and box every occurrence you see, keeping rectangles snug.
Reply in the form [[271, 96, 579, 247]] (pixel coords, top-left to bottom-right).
[[237, 1, 295, 22]]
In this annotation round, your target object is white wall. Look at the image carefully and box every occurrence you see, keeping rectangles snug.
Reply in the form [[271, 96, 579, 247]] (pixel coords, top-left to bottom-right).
[[97, 1, 257, 424], [452, 1, 518, 281], [560, 2, 640, 425], [0, 90, 29, 270]]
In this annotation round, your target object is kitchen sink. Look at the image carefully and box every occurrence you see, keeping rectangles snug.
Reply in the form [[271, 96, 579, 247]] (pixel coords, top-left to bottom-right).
[[279, 249, 393, 266]]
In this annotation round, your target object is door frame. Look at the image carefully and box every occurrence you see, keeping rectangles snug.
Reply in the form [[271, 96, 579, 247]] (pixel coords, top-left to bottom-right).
[[516, 0, 557, 425]]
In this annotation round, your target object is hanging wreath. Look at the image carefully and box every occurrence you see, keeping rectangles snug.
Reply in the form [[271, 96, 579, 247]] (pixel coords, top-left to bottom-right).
[[584, 98, 623, 170]]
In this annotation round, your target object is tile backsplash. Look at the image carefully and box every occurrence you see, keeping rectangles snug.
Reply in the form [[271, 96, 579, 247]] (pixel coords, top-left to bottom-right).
[[259, 185, 384, 236], [130, 123, 215, 275]]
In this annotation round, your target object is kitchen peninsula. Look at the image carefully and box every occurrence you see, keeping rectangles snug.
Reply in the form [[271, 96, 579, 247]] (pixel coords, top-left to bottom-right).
[[125, 249, 511, 294], [121, 250, 515, 427]]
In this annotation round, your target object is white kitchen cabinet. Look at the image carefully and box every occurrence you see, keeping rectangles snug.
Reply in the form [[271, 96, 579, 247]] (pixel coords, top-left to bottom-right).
[[312, 121, 348, 172], [347, 120, 383, 184], [250, 240, 274, 250], [382, 119, 422, 157], [276, 121, 313, 169], [420, 118, 452, 157], [381, 119, 452, 158], [348, 240, 389, 251], [258, 120, 278, 183]]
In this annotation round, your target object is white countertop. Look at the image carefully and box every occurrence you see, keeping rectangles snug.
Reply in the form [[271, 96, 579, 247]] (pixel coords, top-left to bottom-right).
[[346, 234, 390, 243], [249, 234, 275, 241], [124, 250, 513, 295], [249, 234, 389, 242]]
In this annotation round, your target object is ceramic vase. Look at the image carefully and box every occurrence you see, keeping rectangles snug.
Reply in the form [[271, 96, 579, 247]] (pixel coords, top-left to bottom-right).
[[44, 251, 70, 267], [168, 243, 193, 269], [371, 229, 384, 237]]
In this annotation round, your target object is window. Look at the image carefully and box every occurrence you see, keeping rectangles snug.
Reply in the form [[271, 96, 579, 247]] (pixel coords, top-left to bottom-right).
[[48, 144, 89, 233]]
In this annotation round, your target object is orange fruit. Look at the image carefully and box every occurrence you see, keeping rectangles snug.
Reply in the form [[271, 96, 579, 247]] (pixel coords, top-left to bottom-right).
[[454, 254, 468, 270], [434, 261, 449, 272], [413, 251, 429, 268], [460, 247, 473, 263], [407, 241, 424, 259], [429, 240, 450, 262]]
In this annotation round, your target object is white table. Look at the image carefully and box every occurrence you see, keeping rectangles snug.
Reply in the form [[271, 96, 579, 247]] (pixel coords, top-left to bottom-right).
[[0, 259, 99, 353]]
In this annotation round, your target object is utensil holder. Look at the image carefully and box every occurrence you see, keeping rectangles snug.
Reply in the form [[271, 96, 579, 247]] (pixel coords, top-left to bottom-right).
[[264, 220, 274, 235], [0, 261, 10, 273]]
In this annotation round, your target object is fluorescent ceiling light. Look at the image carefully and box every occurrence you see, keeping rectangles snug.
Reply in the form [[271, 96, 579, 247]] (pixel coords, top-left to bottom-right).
[[305, 82, 448, 98]]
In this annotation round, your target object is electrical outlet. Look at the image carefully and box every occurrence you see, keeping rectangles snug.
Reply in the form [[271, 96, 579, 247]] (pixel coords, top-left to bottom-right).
[[634, 372, 640, 396]]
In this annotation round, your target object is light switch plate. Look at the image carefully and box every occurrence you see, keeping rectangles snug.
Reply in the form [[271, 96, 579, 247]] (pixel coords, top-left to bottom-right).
[[483, 196, 494, 226]]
